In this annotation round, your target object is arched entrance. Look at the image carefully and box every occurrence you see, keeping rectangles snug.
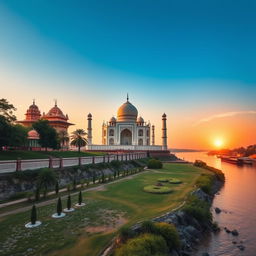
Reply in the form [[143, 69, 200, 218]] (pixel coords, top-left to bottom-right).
[[120, 129, 132, 145]]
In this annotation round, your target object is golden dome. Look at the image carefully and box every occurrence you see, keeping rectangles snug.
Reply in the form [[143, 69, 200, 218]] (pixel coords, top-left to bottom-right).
[[117, 98, 138, 122]]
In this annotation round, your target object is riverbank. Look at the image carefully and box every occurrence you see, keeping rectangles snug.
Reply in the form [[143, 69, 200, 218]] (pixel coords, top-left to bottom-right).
[[101, 161, 225, 256]]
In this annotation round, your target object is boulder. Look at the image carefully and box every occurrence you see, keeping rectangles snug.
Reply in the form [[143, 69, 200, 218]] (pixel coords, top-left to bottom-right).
[[215, 207, 221, 214], [231, 229, 239, 236]]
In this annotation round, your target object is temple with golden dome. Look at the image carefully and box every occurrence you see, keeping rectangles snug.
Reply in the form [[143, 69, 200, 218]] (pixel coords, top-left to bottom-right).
[[87, 95, 168, 151]]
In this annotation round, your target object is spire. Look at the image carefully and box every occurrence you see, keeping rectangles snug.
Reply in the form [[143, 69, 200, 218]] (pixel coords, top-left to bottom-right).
[[33, 99, 35, 105], [54, 99, 57, 107], [127, 93, 129, 101]]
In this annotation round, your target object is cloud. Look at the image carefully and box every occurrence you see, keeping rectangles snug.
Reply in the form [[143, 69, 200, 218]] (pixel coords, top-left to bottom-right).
[[193, 111, 256, 126]]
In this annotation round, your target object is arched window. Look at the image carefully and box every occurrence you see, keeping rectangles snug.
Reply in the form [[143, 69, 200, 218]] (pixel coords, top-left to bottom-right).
[[147, 139, 150, 145], [138, 129, 143, 136], [103, 130, 106, 136], [146, 130, 149, 137], [109, 138, 114, 145], [138, 138, 143, 145], [109, 129, 114, 136]]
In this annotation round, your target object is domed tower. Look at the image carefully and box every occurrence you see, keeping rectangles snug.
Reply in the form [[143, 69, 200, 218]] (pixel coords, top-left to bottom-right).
[[117, 95, 138, 122], [17, 100, 41, 127], [87, 113, 92, 145], [42, 101, 74, 132], [162, 113, 168, 150]]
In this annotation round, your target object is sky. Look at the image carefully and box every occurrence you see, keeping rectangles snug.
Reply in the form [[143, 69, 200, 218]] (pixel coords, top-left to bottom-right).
[[0, 0, 255, 149]]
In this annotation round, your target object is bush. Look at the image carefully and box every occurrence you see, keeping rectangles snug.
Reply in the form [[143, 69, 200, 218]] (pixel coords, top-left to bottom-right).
[[111, 160, 122, 169], [183, 195, 212, 223], [147, 159, 163, 169], [154, 222, 180, 250], [119, 226, 135, 243], [57, 197, 62, 216], [30, 205, 37, 225], [78, 190, 82, 205], [143, 185, 172, 194], [168, 178, 182, 184], [67, 194, 71, 210], [157, 178, 169, 182], [141, 221, 158, 234], [115, 233, 168, 256], [196, 174, 214, 194]]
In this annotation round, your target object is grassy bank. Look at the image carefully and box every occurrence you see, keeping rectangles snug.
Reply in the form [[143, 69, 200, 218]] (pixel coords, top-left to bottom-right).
[[0, 150, 105, 160], [0, 163, 212, 256]]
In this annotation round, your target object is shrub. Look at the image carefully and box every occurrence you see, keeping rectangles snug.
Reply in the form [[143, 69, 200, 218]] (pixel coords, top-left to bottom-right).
[[141, 221, 157, 234], [157, 178, 169, 182], [111, 160, 122, 169], [183, 195, 212, 223], [55, 181, 59, 194], [30, 205, 37, 225], [115, 233, 168, 256], [147, 159, 163, 169], [143, 185, 172, 194], [154, 222, 180, 250], [78, 190, 82, 205], [57, 197, 62, 216], [67, 194, 71, 210], [169, 178, 182, 184], [196, 174, 214, 194], [119, 226, 135, 243]]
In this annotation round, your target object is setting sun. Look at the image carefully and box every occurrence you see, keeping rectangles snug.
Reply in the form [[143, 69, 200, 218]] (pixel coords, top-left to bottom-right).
[[214, 139, 223, 148]]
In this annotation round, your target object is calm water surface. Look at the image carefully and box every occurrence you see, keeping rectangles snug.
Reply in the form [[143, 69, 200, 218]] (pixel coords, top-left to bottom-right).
[[176, 152, 256, 256]]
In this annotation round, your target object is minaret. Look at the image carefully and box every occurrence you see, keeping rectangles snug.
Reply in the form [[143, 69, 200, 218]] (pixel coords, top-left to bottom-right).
[[152, 125, 155, 145], [162, 113, 167, 150], [87, 113, 92, 145], [102, 121, 105, 145]]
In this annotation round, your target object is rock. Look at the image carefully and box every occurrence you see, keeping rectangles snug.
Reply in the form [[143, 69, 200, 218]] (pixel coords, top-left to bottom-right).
[[215, 207, 221, 214], [184, 225, 200, 238], [231, 229, 239, 236], [237, 245, 245, 251], [224, 227, 231, 233], [202, 253, 210, 256]]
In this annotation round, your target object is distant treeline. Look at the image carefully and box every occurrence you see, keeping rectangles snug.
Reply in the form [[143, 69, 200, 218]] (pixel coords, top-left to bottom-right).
[[208, 144, 256, 157], [170, 148, 206, 153]]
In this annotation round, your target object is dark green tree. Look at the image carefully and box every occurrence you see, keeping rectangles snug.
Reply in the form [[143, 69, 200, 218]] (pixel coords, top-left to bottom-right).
[[92, 173, 96, 184], [37, 168, 56, 198], [78, 190, 82, 205], [67, 194, 71, 210], [57, 197, 62, 216], [33, 120, 58, 151], [35, 187, 40, 201], [30, 205, 37, 225], [0, 98, 16, 123], [55, 181, 59, 195]]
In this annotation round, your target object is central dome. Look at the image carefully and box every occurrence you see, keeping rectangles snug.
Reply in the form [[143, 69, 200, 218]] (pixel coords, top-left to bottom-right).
[[117, 99, 138, 122]]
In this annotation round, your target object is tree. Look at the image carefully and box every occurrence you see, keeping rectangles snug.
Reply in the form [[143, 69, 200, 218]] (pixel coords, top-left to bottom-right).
[[35, 187, 40, 201], [0, 98, 16, 123], [70, 129, 88, 152], [55, 181, 59, 195], [78, 190, 82, 205], [58, 130, 69, 149], [67, 194, 71, 210], [33, 120, 58, 151], [9, 125, 28, 147], [31, 205, 37, 225], [57, 197, 62, 216], [37, 168, 56, 198]]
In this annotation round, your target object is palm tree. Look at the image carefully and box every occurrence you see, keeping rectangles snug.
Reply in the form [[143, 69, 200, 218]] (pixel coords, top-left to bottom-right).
[[70, 129, 88, 153], [58, 130, 69, 149]]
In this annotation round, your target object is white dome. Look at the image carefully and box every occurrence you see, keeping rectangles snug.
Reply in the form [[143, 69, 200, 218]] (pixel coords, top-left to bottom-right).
[[117, 100, 138, 122]]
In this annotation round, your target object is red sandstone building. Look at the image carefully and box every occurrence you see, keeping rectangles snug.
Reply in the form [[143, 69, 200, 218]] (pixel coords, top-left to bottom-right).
[[17, 100, 74, 148]]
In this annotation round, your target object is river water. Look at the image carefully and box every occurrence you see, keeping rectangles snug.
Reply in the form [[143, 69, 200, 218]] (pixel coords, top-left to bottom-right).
[[175, 152, 256, 256]]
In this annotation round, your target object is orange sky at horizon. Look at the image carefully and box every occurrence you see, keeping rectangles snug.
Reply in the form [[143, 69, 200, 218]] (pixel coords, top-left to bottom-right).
[[5, 93, 256, 151]]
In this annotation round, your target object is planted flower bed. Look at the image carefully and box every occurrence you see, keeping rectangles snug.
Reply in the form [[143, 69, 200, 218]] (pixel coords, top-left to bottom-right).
[[143, 185, 173, 194]]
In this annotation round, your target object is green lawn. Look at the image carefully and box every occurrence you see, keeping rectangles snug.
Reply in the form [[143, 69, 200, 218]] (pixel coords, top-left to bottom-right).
[[0, 163, 210, 256], [0, 151, 105, 160]]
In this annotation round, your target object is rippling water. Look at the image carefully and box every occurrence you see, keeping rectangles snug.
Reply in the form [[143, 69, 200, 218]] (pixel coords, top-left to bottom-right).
[[176, 152, 256, 256]]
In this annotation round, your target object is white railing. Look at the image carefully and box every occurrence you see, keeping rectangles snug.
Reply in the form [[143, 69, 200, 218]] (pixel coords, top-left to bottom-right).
[[0, 152, 147, 173]]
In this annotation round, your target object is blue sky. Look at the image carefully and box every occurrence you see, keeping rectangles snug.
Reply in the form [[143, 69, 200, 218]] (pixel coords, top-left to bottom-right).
[[0, 0, 255, 148]]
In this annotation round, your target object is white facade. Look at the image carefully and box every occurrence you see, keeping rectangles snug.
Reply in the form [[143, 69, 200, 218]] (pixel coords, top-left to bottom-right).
[[87, 96, 168, 151]]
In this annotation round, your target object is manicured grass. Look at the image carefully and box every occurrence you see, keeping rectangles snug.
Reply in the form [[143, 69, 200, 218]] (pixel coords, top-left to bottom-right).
[[0, 163, 211, 256], [0, 151, 105, 160]]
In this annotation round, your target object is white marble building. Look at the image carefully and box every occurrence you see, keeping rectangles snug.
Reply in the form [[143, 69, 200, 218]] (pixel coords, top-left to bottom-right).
[[87, 96, 168, 151]]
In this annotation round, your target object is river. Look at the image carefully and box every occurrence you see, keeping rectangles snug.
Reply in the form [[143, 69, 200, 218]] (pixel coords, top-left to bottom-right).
[[175, 152, 256, 256]]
